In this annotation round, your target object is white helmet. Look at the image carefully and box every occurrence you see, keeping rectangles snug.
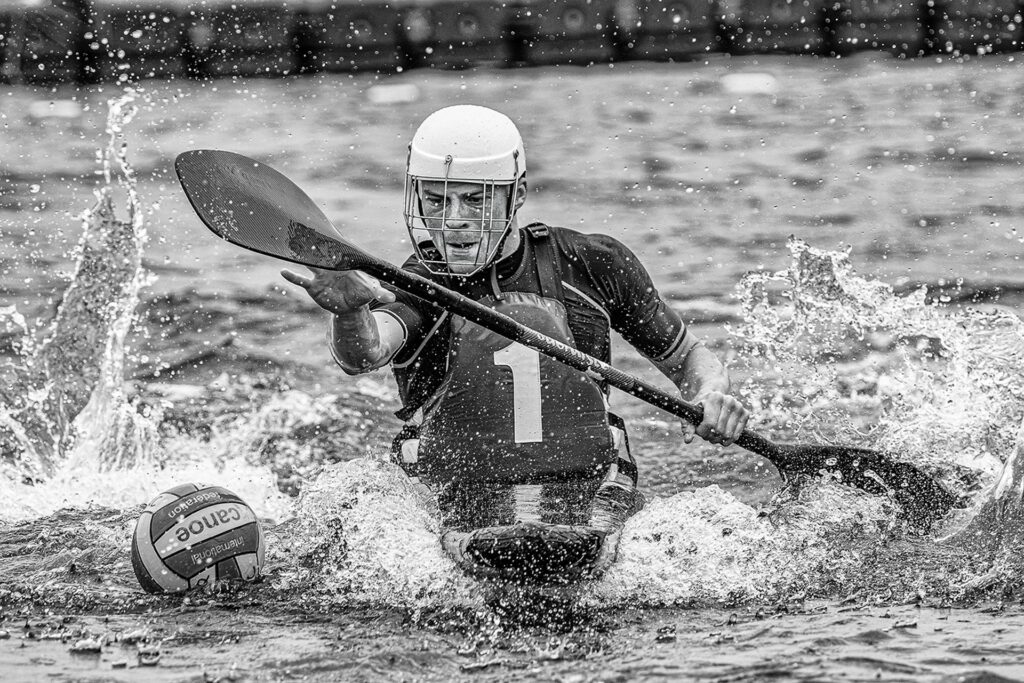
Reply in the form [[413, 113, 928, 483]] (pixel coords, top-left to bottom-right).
[[404, 105, 527, 277]]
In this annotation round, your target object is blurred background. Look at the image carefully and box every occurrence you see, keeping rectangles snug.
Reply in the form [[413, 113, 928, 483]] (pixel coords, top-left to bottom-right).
[[1, 0, 1021, 85]]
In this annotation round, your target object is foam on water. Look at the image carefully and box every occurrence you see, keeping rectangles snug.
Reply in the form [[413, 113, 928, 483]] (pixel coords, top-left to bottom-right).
[[592, 480, 893, 606], [0, 392, 294, 523], [268, 460, 899, 610], [273, 457, 486, 612]]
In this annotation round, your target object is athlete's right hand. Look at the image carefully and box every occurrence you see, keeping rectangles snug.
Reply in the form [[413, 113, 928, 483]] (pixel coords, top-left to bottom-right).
[[280, 267, 396, 315]]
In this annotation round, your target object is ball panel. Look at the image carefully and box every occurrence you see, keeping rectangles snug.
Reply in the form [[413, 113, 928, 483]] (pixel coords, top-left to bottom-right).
[[216, 556, 243, 581], [153, 501, 258, 559], [131, 511, 190, 593], [188, 566, 216, 590], [234, 552, 262, 582], [149, 486, 245, 542], [143, 492, 181, 515], [161, 522, 261, 579]]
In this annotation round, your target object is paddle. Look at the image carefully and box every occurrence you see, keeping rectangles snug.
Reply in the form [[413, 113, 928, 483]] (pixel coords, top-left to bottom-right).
[[174, 149, 961, 523]]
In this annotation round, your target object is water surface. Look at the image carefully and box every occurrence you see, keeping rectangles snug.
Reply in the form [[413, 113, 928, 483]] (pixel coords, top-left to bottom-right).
[[2, 55, 1024, 681]]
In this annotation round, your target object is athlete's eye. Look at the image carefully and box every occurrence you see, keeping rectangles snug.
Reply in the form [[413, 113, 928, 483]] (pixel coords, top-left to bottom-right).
[[423, 195, 444, 208]]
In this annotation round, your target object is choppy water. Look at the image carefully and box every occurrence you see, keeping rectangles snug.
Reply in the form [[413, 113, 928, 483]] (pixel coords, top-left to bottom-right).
[[2, 55, 1024, 680]]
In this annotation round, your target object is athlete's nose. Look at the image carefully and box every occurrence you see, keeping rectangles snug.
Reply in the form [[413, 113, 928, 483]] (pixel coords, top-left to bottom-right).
[[443, 196, 474, 229], [444, 220, 474, 233]]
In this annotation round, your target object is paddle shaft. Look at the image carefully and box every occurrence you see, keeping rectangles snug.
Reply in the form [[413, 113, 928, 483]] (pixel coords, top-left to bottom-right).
[[173, 150, 959, 519], [348, 252, 787, 465]]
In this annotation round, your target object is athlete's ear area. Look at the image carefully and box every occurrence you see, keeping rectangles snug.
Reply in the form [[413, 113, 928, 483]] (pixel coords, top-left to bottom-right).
[[513, 175, 528, 211]]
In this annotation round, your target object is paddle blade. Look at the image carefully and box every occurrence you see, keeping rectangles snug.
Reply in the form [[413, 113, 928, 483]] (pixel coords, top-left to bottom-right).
[[775, 443, 962, 524], [174, 149, 368, 271]]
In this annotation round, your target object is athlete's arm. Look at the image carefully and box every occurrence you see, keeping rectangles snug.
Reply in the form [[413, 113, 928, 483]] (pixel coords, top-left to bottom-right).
[[570, 230, 748, 446], [281, 267, 406, 374], [327, 308, 406, 374], [653, 340, 748, 447]]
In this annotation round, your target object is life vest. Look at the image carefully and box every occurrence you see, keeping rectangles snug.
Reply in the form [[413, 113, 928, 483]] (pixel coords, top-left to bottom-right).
[[398, 225, 621, 485]]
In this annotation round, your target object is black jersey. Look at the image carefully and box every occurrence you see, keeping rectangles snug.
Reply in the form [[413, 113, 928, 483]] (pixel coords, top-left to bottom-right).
[[371, 224, 689, 421]]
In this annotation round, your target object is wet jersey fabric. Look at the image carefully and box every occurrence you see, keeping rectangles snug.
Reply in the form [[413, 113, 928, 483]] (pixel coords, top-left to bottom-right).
[[415, 290, 616, 484], [373, 224, 689, 422]]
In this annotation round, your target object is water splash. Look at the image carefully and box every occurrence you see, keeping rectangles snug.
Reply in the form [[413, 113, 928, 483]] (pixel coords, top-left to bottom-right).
[[1, 90, 150, 479], [214, 382, 392, 495], [940, 415, 1024, 593], [733, 238, 1024, 498], [272, 456, 484, 613], [593, 480, 894, 606], [253, 239, 1024, 609], [0, 90, 291, 524]]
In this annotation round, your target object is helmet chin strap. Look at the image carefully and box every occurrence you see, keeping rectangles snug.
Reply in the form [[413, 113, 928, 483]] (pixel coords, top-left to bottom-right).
[[488, 263, 504, 301], [465, 194, 520, 276], [490, 221, 516, 263], [474, 170, 523, 274]]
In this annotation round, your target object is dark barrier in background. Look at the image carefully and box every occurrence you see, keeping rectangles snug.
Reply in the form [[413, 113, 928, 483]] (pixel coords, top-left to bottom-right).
[[631, 0, 717, 60], [527, 0, 616, 65], [401, 0, 507, 69], [836, 0, 923, 55], [92, 1, 184, 81], [301, 0, 402, 73], [607, 0, 642, 59], [940, 0, 1022, 53], [1, 0, 86, 83], [737, 0, 827, 54], [2, 0, 1024, 84], [187, 0, 298, 78]]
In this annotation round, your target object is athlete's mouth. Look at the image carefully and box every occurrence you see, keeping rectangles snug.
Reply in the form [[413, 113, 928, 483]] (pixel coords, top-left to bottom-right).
[[446, 241, 478, 250]]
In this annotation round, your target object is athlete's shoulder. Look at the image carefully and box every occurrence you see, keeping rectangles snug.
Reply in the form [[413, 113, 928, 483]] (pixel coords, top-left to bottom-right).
[[542, 225, 628, 249], [527, 224, 625, 255], [539, 226, 639, 272]]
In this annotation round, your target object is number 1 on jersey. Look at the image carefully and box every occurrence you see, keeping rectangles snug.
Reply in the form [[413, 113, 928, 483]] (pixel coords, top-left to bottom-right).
[[492, 343, 543, 443]]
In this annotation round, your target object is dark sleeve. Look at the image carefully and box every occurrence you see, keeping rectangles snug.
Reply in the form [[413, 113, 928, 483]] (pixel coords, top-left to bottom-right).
[[570, 232, 688, 362], [369, 255, 443, 365]]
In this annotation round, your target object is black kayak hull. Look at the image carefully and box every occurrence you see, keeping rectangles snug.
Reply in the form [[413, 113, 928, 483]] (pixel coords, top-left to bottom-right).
[[437, 476, 643, 585], [441, 522, 618, 585]]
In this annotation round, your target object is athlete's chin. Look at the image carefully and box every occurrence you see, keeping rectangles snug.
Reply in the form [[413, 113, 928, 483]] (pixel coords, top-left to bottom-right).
[[446, 262, 480, 275], [443, 248, 484, 273]]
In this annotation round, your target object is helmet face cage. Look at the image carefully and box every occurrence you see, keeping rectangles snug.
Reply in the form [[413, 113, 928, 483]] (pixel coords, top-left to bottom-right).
[[404, 153, 522, 278]]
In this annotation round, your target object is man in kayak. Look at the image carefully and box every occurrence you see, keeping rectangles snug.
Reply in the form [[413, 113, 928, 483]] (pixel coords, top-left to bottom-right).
[[282, 105, 749, 580]]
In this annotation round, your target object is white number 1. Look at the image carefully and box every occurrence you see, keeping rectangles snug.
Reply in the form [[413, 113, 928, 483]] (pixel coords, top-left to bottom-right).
[[492, 343, 543, 443]]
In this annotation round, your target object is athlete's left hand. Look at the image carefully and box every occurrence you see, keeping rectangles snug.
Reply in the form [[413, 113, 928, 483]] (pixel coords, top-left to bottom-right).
[[682, 391, 749, 447]]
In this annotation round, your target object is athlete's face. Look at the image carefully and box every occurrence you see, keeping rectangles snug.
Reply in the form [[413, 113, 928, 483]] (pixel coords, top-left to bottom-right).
[[418, 180, 510, 275]]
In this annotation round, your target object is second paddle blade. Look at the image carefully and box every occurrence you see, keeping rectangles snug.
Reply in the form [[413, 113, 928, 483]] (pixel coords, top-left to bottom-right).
[[773, 442, 963, 524], [174, 149, 368, 271]]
